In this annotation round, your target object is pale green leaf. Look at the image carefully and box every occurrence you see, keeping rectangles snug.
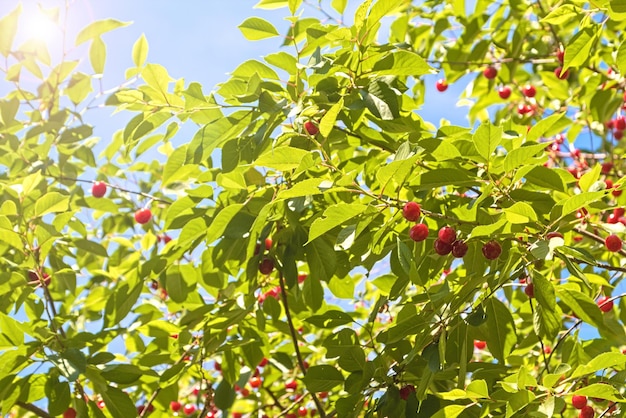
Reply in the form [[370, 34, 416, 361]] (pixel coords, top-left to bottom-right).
[[238, 17, 279, 41], [504, 202, 538, 224], [309, 203, 368, 243], [75, 19, 131, 45], [371, 50, 434, 76], [0, 5, 21, 57], [320, 98, 343, 138], [563, 27, 595, 72], [256, 147, 309, 171], [132, 34, 148, 67], [89, 36, 106, 74]]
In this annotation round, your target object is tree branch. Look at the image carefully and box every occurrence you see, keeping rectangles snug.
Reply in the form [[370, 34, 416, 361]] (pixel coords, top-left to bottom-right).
[[16, 401, 52, 418]]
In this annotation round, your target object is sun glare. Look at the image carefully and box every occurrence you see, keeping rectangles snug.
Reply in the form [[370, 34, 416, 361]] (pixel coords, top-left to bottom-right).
[[22, 11, 59, 43]]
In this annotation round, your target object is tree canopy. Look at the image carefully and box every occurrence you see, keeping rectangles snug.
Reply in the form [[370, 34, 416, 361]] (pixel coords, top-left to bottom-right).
[[0, 0, 625, 417]]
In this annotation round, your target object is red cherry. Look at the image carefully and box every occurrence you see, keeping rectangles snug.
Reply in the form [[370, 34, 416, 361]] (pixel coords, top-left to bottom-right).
[[409, 223, 429, 242], [483, 66, 497, 79], [579, 405, 594, 418], [525, 283, 535, 298], [63, 408, 77, 418], [608, 213, 619, 224], [285, 380, 298, 390], [286, 414, 298, 418], [544, 346, 552, 354], [556, 49, 565, 63], [605, 234, 622, 252], [615, 130, 624, 140], [91, 181, 107, 198], [298, 273, 308, 283], [433, 238, 453, 255], [546, 231, 564, 240], [232, 413, 243, 418], [601, 162, 613, 174], [250, 376, 262, 388], [259, 258, 275, 275], [606, 178, 615, 188], [259, 357, 269, 367], [517, 103, 533, 115], [183, 404, 196, 416], [97, 400, 105, 409], [134, 208, 152, 224], [451, 240, 468, 258], [497, 85, 511, 99], [474, 340, 486, 350], [304, 120, 319, 136], [614, 208, 625, 217], [402, 201, 421, 221], [597, 296, 614, 312], [438, 226, 456, 244], [318, 392, 329, 399], [522, 84, 536, 97], [399, 384, 415, 400], [435, 79, 448, 92], [481, 241, 501, 260], [615, 116, 626, 130], [572, 395, 587, 409], [554, 67, 569, 79], [298, 406, 308, 416]]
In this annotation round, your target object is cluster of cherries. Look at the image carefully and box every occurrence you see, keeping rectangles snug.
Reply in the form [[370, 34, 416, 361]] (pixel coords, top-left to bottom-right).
[[92, 181, 153, 224], [402, 202, 501, 260]]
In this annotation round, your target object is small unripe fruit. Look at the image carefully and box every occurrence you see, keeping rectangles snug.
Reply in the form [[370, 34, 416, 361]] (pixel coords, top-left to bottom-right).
[[259, 258, 274, 275], [92, 181, 107, 198], [481, 241, 501, 260], [438, 226, 456, 244], [605, 234, 622, 252], [497, 85, 511, 99], [134, 208, 152, 224], [522, 84, 536, 97], [572, 395, 588, 409], [433, 238, 453, 255], [579, 405, 594, 418], [409, 223, 429, 242], [304, 120, 319, 136], [436, 79, 448, 92], [451, 240, 468, 258], [483, 66, 497, 79], [402, 201, 421, 221], [474, 340, 486, 350], [597, 296, 614, 312]]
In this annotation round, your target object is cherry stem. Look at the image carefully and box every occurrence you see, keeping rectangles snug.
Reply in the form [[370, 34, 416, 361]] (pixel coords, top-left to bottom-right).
[[277, 272, 326, 418]]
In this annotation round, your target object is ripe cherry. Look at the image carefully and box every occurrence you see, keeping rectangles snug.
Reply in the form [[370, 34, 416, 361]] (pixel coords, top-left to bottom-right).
[[438, 226, 456, 244], [304, 120, 319, 136], [298, 406, 308, 417], [409, 223, 429, 242], [601, 162, 613, 174], [92, 181, 107, 198], [259, 258, 275, 275], [578, 405, 594, 418], [556, 49, 565, 63], [483, 66, 497, 79], [597, 296, 614, 312], [497, 85, 511, 99], [399, 384, 415, 400], [451, 240, 468, 258], [615, 116, 626, 130], [517, 103, 533, 115], [554, 67, 569, 79], [481, 241, 501, 260], [183, 404, 196, 415], [572, 395, 587, 409], [285, 380, 298, 390], [433, 238, 453, 255], [525, 283, 535, 298], [522, 84, 536, 97], [605, 234, 622, 252], [435, 79, 448, 92], [402, 201, 421, 221], [474, 340, 486, 350], [63, 408, 77, 418], [134, 208, 152, 224], [250, 376, 262, 388]]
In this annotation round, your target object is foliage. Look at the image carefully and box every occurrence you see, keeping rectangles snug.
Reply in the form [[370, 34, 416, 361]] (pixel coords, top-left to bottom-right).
[[0, 0, 626, 417]]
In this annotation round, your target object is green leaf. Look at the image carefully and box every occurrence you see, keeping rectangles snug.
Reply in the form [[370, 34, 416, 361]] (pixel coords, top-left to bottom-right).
[[533, 303, 562, 340], [0, 313, 24, 349], [578, 162, 601, 192], [371, 50, 433, 76], [75, 19, 130, 45], [556, 288, 603, 328], [563, 27, 595, 72], [308, 203, 368, 243], [320, 98, 343, 138], [238, 17, 280, 40], [526, 113, 568, 142], [571, 352, 626, 378], [89, 36, 106, 74], [472, 120, 502, 162], [206, 204, 244, 244], [504, 202, 538, 224], [132, 34, 148, 67], [302, 365, 344, 392], [305, 310, 353, 328], [541, 4, 580, 24], [482, 298, 516, 363], [142, 63, 172, 98], [361, 79, 400, 120], [331, 0, 349, 14], [99, 386, 136, 418], [0, 5, 21, 57], [503, 142, 550, 172], [573, 383, 624, 401], [256, 147, 310, 171], [305, 239, 337, 282], [35, 192, 69, 217]]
